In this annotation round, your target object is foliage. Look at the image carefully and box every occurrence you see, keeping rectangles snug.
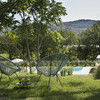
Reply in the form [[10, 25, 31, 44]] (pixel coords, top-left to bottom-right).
[[60, 67, 73, 76], [67, 47, 78, 60], [0, 31, 19, 59], [30, 0, 67, 25], [40, 30, 65, 57], [58, 30, 80, 45], [0, 1, 14, 30], [60, 68, 67, 76], [67, 67, 73, 75], [31, 60, 37, 66], [1, 0, 100, 63], [29, 0, 67, 60], [0, 0, 67, 57], [81, 21, 100, 60], [67, 60, 96, 67], [89, 68, 96, 74], [94, 65, 100, 79], [4, 0, 67, 61]]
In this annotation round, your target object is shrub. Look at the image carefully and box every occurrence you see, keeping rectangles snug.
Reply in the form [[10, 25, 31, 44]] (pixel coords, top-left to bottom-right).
[[60, 67, 73, 76], [60, 68, 67, 76], [66, 60, 95, 67], [94, 66, 100, 79], [89, 68, 96, 74], [67, 67, 73, 75]]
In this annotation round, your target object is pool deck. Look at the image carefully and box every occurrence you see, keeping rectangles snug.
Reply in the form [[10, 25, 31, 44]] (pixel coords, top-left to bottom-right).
[[72, 67, 93, 75]]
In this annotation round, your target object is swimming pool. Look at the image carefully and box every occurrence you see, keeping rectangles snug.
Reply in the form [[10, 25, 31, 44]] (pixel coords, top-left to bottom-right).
[[73, 67, 83, 72], [26, 67, 83, 73]]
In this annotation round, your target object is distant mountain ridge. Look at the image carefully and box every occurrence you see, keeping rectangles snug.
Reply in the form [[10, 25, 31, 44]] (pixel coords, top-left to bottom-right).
[[51, 19, 98, 34]]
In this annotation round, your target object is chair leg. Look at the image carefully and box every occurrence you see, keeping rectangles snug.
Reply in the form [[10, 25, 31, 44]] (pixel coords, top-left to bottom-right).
[[8, 76, 11, 81], [35, 74, 42, 86], [56, 75, 58, 82], [15, 73, 22, 82], [56, 74, 63, 87], [0, 73, 2, 81], [48, 76, 51, 88]]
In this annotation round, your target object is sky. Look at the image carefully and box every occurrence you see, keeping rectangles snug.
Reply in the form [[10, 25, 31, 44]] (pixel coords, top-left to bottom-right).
[[55, 0, 100, 22]]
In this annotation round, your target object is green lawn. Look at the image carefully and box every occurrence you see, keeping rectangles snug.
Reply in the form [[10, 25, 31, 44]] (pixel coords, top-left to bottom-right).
[[0, 73, 100, 100]]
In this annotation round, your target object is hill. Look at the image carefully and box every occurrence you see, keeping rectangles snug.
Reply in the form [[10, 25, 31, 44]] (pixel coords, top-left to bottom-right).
[[51, 19, 98, 34]]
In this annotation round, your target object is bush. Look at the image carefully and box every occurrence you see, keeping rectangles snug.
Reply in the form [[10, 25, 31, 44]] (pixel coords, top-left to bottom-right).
[[66, 60, 95, 67], [94, 66, 100, 79], [60, 67, 73, 76], [89, 68, 96, 74], [60, 68, 68, 76], [67, 67, 73, 75]]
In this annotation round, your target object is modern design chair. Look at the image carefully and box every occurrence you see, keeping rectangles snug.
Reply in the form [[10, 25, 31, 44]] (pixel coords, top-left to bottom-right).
[[36, 53, 68, 87], [0, 55, 21, 82]]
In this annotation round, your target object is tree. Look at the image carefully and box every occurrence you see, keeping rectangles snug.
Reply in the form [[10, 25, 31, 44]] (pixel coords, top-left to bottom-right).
[[0, 1, 14, 30], [92, 21, 100, 47], [40, 30, 64, 58], [29, 0, 67, 61], [81, 21, 100, 60], [0, 0, 67, 73], [0, 0, 36, 73]]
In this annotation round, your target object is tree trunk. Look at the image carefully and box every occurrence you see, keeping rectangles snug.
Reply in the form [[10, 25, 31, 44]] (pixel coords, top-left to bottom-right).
[[37, 32, 40, 62], [26, 39, 32, 74]]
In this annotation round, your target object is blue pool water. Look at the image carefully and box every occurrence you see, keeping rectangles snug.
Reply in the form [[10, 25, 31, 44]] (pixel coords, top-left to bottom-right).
[[73, 67, 83, 72]]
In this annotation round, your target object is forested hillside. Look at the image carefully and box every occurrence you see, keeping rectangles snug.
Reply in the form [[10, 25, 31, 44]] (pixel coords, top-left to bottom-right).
[[51, 19, 97, 34]]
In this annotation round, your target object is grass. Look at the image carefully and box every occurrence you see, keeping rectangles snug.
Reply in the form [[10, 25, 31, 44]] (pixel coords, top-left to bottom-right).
[[0, 73, 100, 100]]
